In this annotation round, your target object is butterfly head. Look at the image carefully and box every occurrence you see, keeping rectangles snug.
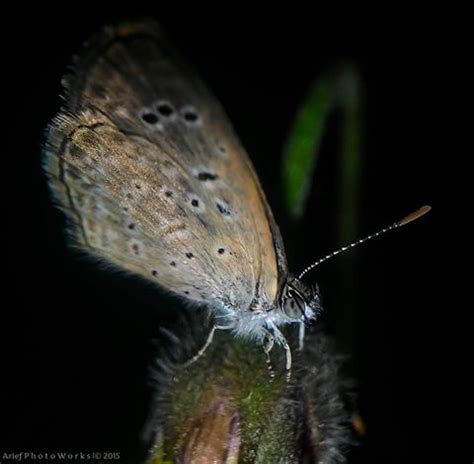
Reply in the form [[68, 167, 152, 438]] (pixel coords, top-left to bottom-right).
[[279, 276, 321, 324]]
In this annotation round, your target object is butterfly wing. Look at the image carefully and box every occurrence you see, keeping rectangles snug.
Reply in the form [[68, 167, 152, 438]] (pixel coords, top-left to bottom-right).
[[44, 19, 287, 314]]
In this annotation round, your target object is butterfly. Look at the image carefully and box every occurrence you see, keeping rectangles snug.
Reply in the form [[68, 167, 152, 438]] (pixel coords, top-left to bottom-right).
[[43, 19, 429, 375]]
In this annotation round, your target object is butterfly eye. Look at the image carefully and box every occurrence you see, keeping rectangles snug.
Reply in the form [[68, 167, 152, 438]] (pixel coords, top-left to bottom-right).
[[282, 289, 307, 320], [282, 296, 300, 319]]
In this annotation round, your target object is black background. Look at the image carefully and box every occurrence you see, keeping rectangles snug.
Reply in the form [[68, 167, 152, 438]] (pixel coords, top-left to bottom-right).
[[2, 8, 444, 464]]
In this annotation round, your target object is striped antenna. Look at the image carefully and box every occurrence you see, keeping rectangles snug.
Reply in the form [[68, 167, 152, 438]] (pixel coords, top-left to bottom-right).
[[298, 205, 431, 279]]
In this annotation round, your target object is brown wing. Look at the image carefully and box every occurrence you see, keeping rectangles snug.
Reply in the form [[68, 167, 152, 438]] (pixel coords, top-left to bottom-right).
[[43, 19, 287, 312]]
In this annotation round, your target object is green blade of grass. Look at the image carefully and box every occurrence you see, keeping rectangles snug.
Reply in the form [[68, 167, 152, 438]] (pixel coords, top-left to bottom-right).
[[282, 76, 334, 219], [283, 64, 362, 227]]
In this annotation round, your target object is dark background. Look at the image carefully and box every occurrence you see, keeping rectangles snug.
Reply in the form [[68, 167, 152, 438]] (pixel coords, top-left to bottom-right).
[[2, 9, 443, 464]]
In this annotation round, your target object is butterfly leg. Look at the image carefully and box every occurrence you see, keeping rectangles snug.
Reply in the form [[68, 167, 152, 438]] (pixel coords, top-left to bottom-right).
[[268, 323, 293, 382], [280, 336, 293, 383], [298, 322, 305, 351], [182, 323, 231, 368], [262, 328, 275, 379]]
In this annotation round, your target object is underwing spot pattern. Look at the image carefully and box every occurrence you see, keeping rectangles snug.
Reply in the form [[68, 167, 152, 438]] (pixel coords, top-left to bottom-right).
[[139, 108, 163, 131], [214, 139, 228, 159], [216, 200, 233, 218], [130, 178, 152, 195], [155, 100, 176, 120], [141, 112, 158, 124], [188, 194, 206, 212], [197, 171, 218, 181], [130, 240, 143, 257], [181, 105, 200, 126], [139, 101, 201, 130], [164, 189, 175, 200]]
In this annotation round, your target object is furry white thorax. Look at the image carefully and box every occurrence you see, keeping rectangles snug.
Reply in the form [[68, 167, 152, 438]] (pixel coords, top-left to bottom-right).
[[212, 300, 315, 343]]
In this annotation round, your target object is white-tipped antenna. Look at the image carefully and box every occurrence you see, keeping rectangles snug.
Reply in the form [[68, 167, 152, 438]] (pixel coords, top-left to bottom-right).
[[298, 205, 431, 279]]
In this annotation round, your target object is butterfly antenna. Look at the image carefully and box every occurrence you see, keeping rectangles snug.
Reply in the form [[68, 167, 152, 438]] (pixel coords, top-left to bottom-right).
[[298, 205, 431, 279]]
